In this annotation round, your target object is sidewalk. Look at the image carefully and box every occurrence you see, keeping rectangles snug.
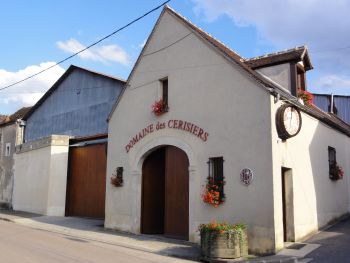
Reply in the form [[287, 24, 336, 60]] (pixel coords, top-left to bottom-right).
[[0, 209, 308, 262]]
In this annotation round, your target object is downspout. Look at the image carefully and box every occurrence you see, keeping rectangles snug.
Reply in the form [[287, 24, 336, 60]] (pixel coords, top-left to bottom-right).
[[330, 94, 334, 113]]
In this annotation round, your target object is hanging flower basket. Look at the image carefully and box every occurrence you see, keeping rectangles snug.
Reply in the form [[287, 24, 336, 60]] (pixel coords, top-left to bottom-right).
[[329, 162, 344, 181], [298, 90, 313, 105], [151, 99, 167, 116], [199, 222, 248, 260], [201, 178, 225, 207]]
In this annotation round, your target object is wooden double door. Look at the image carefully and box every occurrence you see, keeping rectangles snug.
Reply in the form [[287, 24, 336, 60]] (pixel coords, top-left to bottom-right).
[[66, 143, 107, 218], [141, 146, 189, 240]]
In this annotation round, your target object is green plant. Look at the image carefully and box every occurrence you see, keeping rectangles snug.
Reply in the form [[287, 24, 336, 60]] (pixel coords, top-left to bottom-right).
[[198, 221, 245, 234]]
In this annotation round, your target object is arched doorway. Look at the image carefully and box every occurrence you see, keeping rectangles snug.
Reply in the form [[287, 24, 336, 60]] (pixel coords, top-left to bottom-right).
[[141, 145, 189, 240]]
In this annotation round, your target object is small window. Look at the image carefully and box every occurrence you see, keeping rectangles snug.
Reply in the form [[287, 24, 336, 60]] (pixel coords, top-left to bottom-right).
[[297, 66, 306, 93], [5, 143, 11, 157], [328, 146, 336, 175], [208, 157, 225, 202], [161, 78, 168, 111]]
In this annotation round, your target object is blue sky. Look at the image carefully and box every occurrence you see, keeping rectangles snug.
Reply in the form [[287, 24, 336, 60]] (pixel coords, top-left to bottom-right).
[[1, 0, 350, 114]]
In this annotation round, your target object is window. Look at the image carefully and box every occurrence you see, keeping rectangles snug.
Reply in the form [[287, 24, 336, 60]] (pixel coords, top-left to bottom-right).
[[297, 66, 306, 93], [328, 146, 336, 176], [5, 143, 11, 157], [208, 157, 225, 201], [161, 78, 168, 111]]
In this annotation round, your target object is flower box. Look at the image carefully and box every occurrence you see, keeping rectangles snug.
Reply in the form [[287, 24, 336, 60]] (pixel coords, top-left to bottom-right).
[[199, 222, 248, 260], [329, 162, 344, 181]]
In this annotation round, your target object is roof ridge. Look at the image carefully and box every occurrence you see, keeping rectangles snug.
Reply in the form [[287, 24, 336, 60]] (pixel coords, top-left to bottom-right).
[[71, 65, 126, 83], [245, 45, 307, 62]]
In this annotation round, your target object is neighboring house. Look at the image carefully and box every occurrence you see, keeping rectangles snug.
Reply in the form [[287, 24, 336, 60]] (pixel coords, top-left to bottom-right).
[[106, 6, 350, 255], [13, 65, 125, 218], [0, 107, 31, 208], [22, 65, 125, 142], [0, 115, 7, 123], [313, 94, 350, 125]]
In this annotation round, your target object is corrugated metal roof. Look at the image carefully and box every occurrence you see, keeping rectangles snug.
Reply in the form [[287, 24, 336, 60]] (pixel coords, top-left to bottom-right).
[[313, 94, 350, 125]]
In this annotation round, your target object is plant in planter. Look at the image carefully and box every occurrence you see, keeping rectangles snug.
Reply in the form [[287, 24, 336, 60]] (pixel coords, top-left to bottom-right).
[[199, 221, 248, 260], [151, 99, 167, 116], [298, 90, 313, 105], [201, 178, 225, 207], [110, 167, 123, 187], [329, 162, 344, 181]]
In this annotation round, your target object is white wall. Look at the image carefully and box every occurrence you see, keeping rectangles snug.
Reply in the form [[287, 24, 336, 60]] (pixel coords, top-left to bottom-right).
[[13, 135, 69, 215], [271, 99, 350, 250], [106, 10, 276, 254]]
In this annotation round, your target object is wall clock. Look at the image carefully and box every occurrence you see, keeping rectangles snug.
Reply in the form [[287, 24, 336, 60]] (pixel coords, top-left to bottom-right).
[[276, 104, 302, 140]]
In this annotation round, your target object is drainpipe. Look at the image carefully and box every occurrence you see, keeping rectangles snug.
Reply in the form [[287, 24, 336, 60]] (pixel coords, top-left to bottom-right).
[[330, 93, 334, 113]]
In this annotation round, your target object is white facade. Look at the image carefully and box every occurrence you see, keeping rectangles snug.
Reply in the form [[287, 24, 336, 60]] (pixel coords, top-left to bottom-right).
[[0, 120, 25, 208], [13, 135, 69, 215], [105, 6, 350, 255], [271, 101, 349, 250]]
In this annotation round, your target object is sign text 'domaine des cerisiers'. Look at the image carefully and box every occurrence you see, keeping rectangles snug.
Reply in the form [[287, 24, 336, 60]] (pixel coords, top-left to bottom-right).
[[125, 119, 209, 153]]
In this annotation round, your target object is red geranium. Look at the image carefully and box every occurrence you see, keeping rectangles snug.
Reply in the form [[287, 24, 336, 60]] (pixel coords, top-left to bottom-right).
[[151, 99, 166, 116], [298, 90, 313, 105], [201, 178, 225, 207]]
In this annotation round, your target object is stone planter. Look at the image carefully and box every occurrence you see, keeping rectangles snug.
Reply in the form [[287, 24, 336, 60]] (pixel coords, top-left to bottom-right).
[[200, 229, 248, 259]]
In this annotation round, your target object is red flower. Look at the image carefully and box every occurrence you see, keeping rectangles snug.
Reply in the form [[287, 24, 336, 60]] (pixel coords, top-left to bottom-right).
[[152, 99, 166, 116], [298, 90, 314, 105]]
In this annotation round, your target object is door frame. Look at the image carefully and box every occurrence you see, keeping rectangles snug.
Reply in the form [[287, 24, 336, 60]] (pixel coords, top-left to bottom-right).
[[281, 167, 295, 242], [131, 138, 196, 242], [140, 145, 189, 240]]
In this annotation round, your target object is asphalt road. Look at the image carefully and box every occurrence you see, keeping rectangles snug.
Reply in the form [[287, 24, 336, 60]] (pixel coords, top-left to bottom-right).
[[302, 217, 350, 263], [0, 220, 196, 263]]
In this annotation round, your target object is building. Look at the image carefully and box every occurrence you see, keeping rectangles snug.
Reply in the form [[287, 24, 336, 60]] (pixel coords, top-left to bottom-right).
[[105, 6, 350, 255], [13, 65, 125, 217], [0, 107, 31, 208], [313, 93, 350, 125]]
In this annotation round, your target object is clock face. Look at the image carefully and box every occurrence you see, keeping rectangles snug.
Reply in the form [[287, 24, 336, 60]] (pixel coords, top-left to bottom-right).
[[283, 107, 301, 136], [276, 104, 302, 140]]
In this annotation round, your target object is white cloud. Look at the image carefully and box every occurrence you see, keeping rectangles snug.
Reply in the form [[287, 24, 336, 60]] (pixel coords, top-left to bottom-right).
[[0, 62, 65, 111], [191, 0, 350, 50], [316, 75, 350, 89], [57, 38, 131, 66], [191, 0, 350, 93]]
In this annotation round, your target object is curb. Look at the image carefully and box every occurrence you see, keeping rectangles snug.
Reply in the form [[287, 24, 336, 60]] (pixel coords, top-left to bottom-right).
[[200, 256, 299, 263]]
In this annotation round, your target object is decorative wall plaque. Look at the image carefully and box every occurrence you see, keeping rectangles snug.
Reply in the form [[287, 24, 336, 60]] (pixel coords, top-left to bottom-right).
[[240, 168, 254, 186]]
